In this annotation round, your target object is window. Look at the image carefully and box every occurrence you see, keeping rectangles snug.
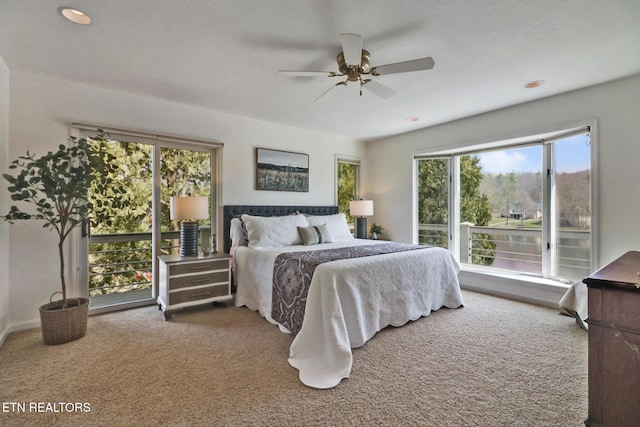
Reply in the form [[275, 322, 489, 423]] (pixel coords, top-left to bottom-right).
[[336, 157, 360, 226], [416, 158, 450, 249], [73, 123, 222, 313], [415, 127, 593, 283]]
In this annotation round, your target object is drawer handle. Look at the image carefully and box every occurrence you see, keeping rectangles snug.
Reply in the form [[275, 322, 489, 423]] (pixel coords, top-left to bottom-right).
[[191, 278, 210, 284], [191, 291, 211, 297], [190, 265, 210, 271]]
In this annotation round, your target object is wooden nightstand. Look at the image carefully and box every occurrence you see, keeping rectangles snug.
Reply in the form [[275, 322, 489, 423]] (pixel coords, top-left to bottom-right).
[[157, 253, 232, 320]]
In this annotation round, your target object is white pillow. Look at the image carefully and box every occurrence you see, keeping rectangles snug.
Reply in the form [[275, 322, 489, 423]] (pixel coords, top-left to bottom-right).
[[241, 213, 308, 248], [306, 213, 353, 242], [230, 218, 248, 247]]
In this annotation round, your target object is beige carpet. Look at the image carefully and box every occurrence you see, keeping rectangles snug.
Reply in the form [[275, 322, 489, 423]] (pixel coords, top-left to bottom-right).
[[0, 290, 587, 426]]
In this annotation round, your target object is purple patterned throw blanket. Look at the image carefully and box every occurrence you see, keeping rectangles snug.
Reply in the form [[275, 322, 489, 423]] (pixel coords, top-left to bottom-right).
[[272, 243, 427, 334]]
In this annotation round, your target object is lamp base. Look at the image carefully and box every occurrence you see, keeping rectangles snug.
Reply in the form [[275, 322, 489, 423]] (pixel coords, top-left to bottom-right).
[[180, 222, 199, 257], [355, 217, 368, 239]]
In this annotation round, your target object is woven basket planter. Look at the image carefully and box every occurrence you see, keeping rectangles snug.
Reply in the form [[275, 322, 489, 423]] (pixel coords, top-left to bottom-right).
[[39, 296, 89, 345]]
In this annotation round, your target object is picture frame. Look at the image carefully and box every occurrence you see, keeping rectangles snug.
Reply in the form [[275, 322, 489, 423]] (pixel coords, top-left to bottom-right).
[[256, 147, 309, 192]]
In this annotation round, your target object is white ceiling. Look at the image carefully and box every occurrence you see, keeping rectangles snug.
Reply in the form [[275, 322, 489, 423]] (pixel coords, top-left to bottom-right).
[[1, 1, 639, 141]]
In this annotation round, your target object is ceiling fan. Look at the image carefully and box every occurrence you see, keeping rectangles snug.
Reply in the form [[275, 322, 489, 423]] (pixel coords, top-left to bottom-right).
[[278, 33, 435, 102]]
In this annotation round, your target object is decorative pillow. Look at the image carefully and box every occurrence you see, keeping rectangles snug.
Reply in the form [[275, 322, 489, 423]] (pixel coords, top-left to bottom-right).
[[297, 224, 332, 245], [241, 213, 308, 248], [306, 213, 353, 242], [230, 217, 248, 247]]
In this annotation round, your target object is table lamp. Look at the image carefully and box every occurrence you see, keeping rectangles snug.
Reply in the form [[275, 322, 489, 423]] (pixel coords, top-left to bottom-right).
[[170, 196, 209, 257], [349, 199, 373, 239]]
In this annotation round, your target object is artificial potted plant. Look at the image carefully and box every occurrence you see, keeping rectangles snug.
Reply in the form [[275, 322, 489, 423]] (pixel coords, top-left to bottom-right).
[[2, 131, 117, 345], [370, 223, 384, 240]]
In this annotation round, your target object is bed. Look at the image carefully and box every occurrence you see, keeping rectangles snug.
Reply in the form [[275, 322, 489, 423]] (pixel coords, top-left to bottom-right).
[[559, 280, 589, 330], [223, 205, 464, 389]]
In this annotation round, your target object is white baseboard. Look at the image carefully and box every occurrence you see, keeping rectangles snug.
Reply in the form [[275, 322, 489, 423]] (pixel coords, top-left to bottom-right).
[[0, 325, 8, 348], [0, 319, 41, 348], [459, 268, 570, 309]]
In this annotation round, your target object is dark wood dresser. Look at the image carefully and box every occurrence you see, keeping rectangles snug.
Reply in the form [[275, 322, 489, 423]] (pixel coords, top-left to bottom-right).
[[583, 251, 640, 427]]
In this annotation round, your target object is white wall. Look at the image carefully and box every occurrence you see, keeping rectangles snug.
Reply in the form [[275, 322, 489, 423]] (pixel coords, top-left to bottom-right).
[[8, 69, 639, 327], [7, 72, 364, 328], [0, 56, 9, 344], [366, 74, 640, 271]]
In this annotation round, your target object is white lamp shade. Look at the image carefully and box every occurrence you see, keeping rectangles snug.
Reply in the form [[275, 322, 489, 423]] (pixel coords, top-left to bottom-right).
[[349, 199, 374, 217], [170, 196, 209, 220]]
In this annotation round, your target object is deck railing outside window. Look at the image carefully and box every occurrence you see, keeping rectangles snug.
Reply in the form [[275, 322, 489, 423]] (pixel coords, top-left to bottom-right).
[[88, 231, 181, 297], [418, 223, 590, 281], [91, 224, 589, 298]]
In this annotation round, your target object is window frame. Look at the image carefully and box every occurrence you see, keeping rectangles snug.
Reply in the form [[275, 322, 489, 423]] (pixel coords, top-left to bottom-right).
[[335, 155, 361, 224], [69, 122, 224, 313], [413, 122, 597, 282]]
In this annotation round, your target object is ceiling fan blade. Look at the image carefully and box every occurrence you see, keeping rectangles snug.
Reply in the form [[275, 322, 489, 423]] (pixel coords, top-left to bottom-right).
[[340, 33, 363, 66], [314, 82, 345, 103], [362, 80, 396, 100], [278, 70, 337, 77], [372, 57, 435, 75]]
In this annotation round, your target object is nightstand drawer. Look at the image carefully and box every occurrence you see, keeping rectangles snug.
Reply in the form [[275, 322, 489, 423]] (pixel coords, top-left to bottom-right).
[[169, 283, 229, 305], [169, 259, 228, 276], [169, 271, 229, 290]]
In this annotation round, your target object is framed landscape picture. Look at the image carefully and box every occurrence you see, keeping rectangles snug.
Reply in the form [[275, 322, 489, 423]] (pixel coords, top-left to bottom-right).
[[256, 148, 309, 192]]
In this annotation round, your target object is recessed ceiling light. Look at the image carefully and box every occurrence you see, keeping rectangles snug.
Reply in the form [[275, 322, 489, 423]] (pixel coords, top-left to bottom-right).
[[525, 80, 545, 89], [59, 7, 92, 25], [406, 117, 419, 122]]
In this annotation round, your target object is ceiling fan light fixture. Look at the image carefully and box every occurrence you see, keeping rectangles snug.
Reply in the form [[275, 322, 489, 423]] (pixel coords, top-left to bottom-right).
[[337, 49, 371, 76], [279, 33, 435, 102], [59, 7, 92, 25], [525, 80, 545, 89]]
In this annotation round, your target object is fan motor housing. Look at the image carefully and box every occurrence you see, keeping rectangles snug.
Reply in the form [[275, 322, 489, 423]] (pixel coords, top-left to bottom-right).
[[337, 49, 371, 80]]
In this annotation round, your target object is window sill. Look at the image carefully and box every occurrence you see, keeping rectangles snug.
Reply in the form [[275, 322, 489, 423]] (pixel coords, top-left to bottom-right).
[[458, 265, 572, 309]]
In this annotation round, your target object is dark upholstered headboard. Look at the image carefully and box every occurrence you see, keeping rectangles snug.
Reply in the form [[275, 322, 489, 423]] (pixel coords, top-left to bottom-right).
[[223, 205, 339, 253]]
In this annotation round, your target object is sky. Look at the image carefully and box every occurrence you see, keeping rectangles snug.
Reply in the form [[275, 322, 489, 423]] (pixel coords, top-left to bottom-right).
[[476, 132, 591, 174]]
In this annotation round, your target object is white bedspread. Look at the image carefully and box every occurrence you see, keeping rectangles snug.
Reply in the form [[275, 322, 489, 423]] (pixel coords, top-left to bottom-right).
[[559, 280, 588, 330], [233, 239, 464, 388]]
